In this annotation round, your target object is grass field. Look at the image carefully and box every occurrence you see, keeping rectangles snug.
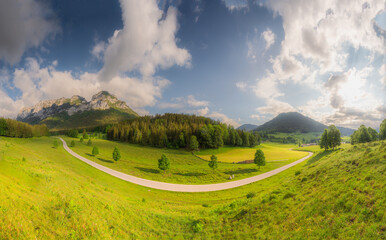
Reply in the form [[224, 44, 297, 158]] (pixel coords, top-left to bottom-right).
[[0, 137, 384, 239], [197, 143, 308, 163], [62, 137, 306, 184]]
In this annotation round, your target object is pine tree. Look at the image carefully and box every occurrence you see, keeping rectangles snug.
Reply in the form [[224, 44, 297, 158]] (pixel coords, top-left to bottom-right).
[[158, 154, 170, 174], [112, 147, 121, 161], [92, 146, 99, 156]]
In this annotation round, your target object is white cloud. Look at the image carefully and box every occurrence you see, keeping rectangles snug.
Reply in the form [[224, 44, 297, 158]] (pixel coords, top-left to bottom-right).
[[187, 95, 209, 107], [98, 0, 191, 81], [0, 0, 58, 64], [197, 107, 209, 116], [256, 99, 295, 116], [241, 0, 385, 128], [261, 29, 275, 49], [236, 81, 247, 90], [91, 41, 107, 60], [207, 111, 240, 127]]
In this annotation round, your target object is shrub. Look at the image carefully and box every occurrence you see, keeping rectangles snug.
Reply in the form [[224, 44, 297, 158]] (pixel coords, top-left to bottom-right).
[[295, 170, 301, 176], [70, 140, 75, 147], [246, 192, 256, 199], [92, 146, 99, 156], [192, 220, 203, 233], [87, 139, 92, 146], [79, 137, 83, 143]]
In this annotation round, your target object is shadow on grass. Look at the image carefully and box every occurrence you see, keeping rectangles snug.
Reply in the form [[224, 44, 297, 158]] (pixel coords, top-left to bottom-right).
[[173, 172, 206, 177], [135, 167, 159, 174], [305, 150, 333, 166], [224, 168, 258, 175], [97, 158, 114, 163]]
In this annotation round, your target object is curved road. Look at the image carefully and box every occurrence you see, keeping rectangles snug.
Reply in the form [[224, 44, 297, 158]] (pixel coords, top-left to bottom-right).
[[59, 138, 313, 192]]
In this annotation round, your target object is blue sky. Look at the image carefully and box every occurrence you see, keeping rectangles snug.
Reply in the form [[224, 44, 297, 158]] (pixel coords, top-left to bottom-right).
[[0, 0, 384, 128]]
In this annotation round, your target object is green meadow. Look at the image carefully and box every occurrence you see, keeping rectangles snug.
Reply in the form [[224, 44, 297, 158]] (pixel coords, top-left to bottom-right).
[[0, 137, 384, 239], [62, 137, 304, 184], [198, 143, 308, 163]]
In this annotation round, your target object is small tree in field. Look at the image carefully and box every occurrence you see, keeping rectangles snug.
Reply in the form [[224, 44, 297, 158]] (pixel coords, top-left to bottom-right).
[[92, 146, 99, 156], [80, 137, 84, 143], [158, 154, 170, 174], [254, 149, 265, 169], [70, 140, 75, 147], [190, 135, 199, 152], [53, 139, 59, 149], [208, 155, 218, 171], [87, 139, 92, 146], [112, 147, 121, 161]]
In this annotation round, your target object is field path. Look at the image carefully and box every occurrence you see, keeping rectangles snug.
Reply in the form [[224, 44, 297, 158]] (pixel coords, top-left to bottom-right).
[[59, 138, 313, 192]]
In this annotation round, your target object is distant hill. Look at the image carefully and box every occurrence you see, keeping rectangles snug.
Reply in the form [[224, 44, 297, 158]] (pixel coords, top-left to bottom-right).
[[17, 91, 138, 131], [237, 124, 258, 131], [254, 112, 354, 136]]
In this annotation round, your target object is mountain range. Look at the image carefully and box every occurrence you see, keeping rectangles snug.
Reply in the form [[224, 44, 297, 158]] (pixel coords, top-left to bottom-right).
[[238, 112, 355, 136], [17, 91, 138, 130]]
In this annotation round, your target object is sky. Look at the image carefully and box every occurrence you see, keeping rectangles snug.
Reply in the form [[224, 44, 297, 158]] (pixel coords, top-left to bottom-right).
[[0, 0, 385, 129]]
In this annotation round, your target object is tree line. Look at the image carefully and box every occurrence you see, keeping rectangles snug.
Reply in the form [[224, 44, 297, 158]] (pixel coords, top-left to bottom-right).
[[106, 113, 261, 149], [0, 118, 49, 138], [351, 120, 385, 144]]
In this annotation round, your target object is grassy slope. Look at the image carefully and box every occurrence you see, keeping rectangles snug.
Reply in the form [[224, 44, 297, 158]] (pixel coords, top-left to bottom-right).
[[62, 137, 305, 184], [0, 137, 384, 239], [197, 143, 308, 163]]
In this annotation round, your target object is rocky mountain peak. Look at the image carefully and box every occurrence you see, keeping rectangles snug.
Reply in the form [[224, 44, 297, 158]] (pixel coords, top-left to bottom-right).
[[17, 91, 137, 123]]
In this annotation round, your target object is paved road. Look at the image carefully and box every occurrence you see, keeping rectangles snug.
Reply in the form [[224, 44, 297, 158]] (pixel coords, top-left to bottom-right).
[[59, 138, 313, 192]]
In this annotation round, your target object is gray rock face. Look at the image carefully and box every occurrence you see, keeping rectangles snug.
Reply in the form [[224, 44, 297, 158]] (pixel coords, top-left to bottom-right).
[[17, 91, 132, 123]]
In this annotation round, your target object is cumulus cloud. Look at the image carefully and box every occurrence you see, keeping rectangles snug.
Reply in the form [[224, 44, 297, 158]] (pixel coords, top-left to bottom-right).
[[256, 99, 295, 116], [0, 0, 58, 64], [98, 0, 191, 81], [261, 29, 275, 49], [241, 0, 385, 128], [187, 95, 209, 107], [206, 111, 240, 127]]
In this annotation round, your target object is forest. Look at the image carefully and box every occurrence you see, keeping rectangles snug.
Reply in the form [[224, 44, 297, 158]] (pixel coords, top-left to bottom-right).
[[0, 118, 49, 138], [106, 113, 261, 149]]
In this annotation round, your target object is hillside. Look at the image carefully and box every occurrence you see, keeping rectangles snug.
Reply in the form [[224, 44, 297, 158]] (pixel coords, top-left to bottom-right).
[[237, 124, 258, 131], [0, 137, 384, 239], [255, 112, 354, 136], [17, 91, 138, 130]]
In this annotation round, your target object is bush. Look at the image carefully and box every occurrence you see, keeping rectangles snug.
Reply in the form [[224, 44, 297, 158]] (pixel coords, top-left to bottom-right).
[[295, 170, 301, 176], [92, 146, 99, 156], [192, 220, 203, 233], [246, 192, 256, 199], [79, 137, 83, 143], [70, 140, 75, 147], [87, 139, 92, 146]]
